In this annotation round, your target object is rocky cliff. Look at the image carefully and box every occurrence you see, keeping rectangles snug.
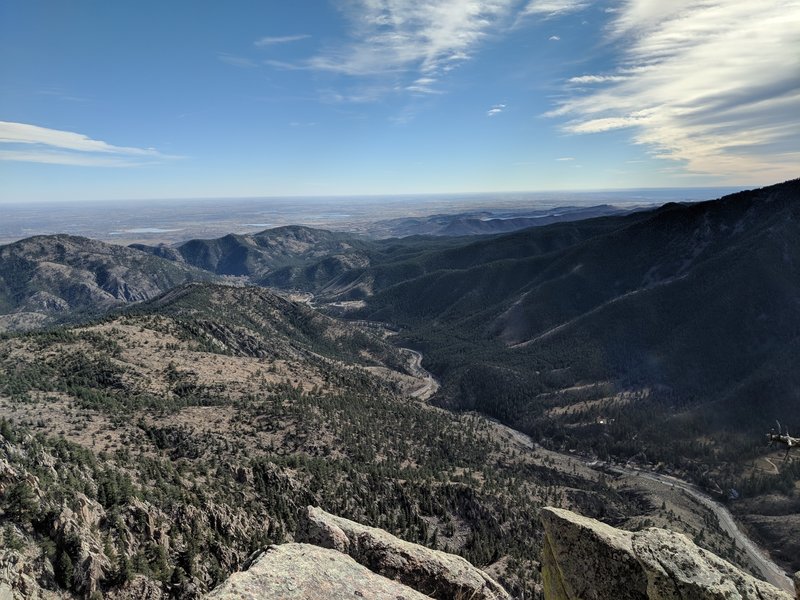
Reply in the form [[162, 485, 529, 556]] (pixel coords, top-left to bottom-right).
[[207, 506, 510, 600], [205, 544, 431, 600], [540, 506, 795, 600]]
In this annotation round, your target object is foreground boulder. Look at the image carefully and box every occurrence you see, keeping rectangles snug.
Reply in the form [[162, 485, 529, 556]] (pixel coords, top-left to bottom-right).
[[298, 506, 510, 600], [540, 507, 794, 600], [205, 543, 429, 600], [205, 506, 510, 600]]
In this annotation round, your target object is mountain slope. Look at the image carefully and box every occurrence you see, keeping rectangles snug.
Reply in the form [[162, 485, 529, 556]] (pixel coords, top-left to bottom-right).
[[372, 204, 630, 237], [132, 226, 373, 283], [358, 179, 800, 449], [0, 234, 214, 331], [0, 282, 661, 599]]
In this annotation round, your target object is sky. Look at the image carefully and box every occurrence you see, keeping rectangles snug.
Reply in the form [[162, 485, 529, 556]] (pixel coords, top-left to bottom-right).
[[0, 0, 798, 203]]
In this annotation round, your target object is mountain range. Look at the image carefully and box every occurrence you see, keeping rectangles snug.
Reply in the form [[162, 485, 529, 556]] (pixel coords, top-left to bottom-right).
[[1, 179, 799, 588]]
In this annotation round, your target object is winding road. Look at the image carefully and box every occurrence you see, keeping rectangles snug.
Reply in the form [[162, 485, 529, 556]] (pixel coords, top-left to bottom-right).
[[605, 464, 794, 593], [490, 419, 795, 594], [399, 347, 439, 400], [359, 320, 794, 593]]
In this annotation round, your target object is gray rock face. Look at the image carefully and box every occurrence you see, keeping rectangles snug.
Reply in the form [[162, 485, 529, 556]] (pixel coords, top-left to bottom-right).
[[298, 506, 511, 600], [205, 543, 429, 600], [540, 507, 794, 600], [205, 507, 511, 600]]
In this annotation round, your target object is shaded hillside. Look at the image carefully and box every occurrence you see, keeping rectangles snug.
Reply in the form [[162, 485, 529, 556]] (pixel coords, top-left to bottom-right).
[[259, 216, 649, 302], [132, 226, 373, 283], [132, 218, 643, 302], [373, 204, 630, 237], [0, 234, 214, 332], [134, 225, 474, 299], [352, 180, 800, 575], [133, 283, 409, 371], [358, 180, 800, 455]]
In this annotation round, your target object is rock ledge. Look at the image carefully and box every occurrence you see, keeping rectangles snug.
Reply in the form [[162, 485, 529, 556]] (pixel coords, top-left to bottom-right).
[[206, 506, 510, 600], [540, 506, 794, 600]]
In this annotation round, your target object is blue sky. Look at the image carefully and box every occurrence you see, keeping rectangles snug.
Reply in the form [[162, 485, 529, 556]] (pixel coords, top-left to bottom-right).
[[1, 0, 798, 203]]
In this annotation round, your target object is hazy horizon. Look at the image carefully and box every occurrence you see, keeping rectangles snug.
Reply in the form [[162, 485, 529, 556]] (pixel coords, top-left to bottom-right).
[[0, 185, 742, 246]]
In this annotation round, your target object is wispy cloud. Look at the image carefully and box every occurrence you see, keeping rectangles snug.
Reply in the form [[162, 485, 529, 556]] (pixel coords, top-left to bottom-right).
[[306, 1, 518, 79], [260, 1, 590, 108], [548, 35, 561, 40], [262, 58, 306, 70], [0, 121, 177, 167], [522, 0, 590, 18], [551, 0, 800, 181], [556, 156, 574, 161], [406, 76, 441, 94], [487, 103, 506, 116], [254, 34, 310, 47], [567, 74, 628, 84]]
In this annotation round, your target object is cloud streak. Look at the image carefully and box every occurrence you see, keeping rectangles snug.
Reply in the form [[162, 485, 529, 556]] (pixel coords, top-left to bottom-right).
[[552, 0, 800, 181], [0, 121, 176, 167], [305, 0, 519, 94], [567, 74, 628, 84], [522, 0, 589, 18], [254, 34, 310, 47]]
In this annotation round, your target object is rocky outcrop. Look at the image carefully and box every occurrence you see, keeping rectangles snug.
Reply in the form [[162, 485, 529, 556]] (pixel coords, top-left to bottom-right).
[[540, 507, 794, 600], [0, 546, 60, 600], [205, 506, 510, 600], [205, 544, 430, 600], [298, 506, 510, 600]]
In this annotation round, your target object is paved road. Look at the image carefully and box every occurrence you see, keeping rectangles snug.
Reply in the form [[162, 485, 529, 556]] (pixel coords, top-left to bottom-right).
[[486, 418, 795, 594], [362, 340, 794, 593], [399, 348, 439, 400], [604, 464, 794, 594]]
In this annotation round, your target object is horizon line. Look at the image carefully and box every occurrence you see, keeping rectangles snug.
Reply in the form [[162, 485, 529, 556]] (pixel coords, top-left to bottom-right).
[[0, 184, 754, 206]]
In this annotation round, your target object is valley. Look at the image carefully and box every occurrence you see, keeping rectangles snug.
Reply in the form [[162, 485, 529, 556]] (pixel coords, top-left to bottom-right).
[[1, 180, 799, 599]]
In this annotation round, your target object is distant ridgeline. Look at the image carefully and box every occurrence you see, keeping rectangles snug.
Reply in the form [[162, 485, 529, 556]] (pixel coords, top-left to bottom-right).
[[1, 181, 799, 455]]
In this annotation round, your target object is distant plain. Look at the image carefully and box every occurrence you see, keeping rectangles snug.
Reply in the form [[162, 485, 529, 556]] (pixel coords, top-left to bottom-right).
[[0, 187, 738, 246]]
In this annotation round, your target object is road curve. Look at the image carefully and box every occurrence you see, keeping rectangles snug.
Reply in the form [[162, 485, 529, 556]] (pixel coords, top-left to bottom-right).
[[483, 417, 794, 594], [605, 464, 794, 594], [399, 347, 439, 400], [399, 345, 793, 592]]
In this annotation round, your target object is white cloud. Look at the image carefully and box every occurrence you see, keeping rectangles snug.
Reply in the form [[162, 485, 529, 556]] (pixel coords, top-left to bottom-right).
[[548, 35, 561, 40], [556, 156, 574, 160], [522, 0, 590, 18], [406, 76, 441, 94], [552, 0, 800, 182], [487, 103, 507, 116], [567, 74, 627, 84], [306, 1, 518, 78], [254, 34, 310, 47], [0, 121, 176, 167], [0, 150, 147, 167]]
